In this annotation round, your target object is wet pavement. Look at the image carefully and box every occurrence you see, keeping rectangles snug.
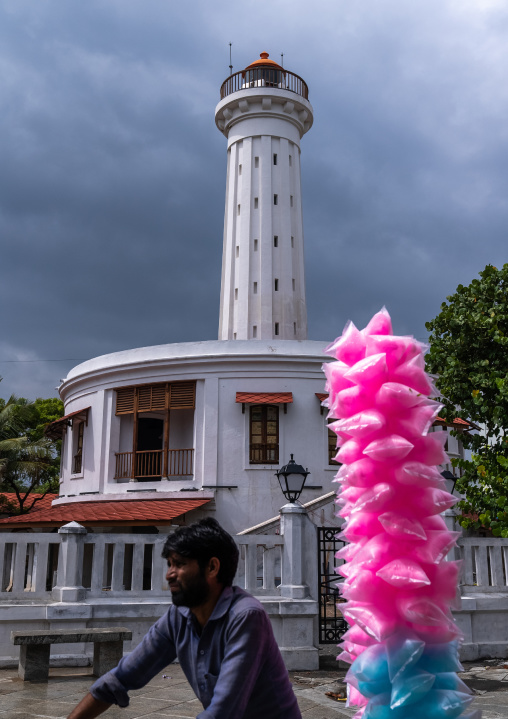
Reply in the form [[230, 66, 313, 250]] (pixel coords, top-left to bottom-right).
[[0, 658, 506, 718]]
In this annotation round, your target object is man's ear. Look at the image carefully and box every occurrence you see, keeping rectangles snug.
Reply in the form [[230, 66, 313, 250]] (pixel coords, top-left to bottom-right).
[[207, 557, 221, 581]]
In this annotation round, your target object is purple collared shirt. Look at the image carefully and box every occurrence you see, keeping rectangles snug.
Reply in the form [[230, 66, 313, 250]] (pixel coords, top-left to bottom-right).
[[90, 586, 302, 719]]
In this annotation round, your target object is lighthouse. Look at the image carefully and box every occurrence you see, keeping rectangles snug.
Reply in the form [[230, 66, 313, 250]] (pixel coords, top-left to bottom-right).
[[41, 51, 337, 544], [215, 52, 314, 341]]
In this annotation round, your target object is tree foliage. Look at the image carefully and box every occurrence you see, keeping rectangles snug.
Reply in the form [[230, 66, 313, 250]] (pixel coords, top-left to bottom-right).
[[0, 384, 64, 515], [425, 264, 508, 536]]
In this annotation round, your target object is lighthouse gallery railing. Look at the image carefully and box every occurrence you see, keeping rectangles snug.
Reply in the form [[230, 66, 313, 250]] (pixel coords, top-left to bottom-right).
[[220, 66, 308, 101]]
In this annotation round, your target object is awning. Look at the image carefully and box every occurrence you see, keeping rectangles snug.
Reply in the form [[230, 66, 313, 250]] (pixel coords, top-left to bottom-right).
[[435, 416, 479, 431], [0, 497, 211, 529], [44, 407, 90, 440], [236, 392, 293, 413], [315, 393, 329, 414], [236, 392, 292, 404], [316, 392, 477, 430]]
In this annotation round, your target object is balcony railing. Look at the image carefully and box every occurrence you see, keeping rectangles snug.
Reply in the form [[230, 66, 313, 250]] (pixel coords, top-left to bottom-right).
[[114, 449, 194, 480], [220, 66, 308, 101]]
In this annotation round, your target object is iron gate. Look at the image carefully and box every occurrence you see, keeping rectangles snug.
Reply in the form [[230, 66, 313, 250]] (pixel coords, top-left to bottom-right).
[[317, 526, 348, 644]]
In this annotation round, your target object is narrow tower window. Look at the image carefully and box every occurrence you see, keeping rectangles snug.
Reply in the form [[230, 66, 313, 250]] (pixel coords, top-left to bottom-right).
[[291, 236, 294, 248], [273, 236, 278, 247], [292, 278, 296, 291], [235, 288, 238, 300], [233, 333, 237, 339], [253, 326, 257, 338], [290, 195, 294, 207], [239, 164, 242, 175], [236, 246, 239, 258], [254, 157, 259, 168], [254, 239, 258, 251], [253, 282, 258, 294], [273, 194, 278, 205], [289, 155, 292, 166], [254, 198, 259, 209], [274, 323, 280, 336], [294, 322, 297, 335], [237, 204, 241, 215], [273, 153, 278, 165], [274, 279, 279, 291]]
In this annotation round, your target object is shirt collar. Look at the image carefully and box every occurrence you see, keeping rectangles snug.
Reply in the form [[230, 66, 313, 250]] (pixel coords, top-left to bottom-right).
[[175, 585, 236, 622]]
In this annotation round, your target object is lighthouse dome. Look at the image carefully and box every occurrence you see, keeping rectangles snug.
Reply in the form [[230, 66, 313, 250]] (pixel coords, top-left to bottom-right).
[[244, 51, 284, 71], [242, 51, 285, 90]]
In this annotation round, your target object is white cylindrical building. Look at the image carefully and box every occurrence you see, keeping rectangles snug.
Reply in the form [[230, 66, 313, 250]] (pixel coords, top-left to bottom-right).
[[215, 52, 314, 341]]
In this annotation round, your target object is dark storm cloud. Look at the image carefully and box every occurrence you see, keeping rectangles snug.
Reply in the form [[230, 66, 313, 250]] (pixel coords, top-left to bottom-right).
[[1, 0, 507, 398]]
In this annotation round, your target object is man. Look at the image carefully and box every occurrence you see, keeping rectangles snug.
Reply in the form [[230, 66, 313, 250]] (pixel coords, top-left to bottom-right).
[[67, 518, 302, 719]]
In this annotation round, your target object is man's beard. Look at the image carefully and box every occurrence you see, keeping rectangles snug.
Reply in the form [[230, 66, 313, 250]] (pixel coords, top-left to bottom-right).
[[171, 571, 210, 608]]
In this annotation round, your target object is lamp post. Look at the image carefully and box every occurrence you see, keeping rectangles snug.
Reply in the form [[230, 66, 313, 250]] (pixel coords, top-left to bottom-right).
[[441, 470, 457, 495], [276, 455, 311, 601], [275, 454, 310, 503]]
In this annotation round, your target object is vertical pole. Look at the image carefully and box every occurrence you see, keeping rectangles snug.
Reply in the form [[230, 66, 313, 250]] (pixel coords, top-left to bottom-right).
[[131, 390, 139, 481], [164, 384, 170, 478]]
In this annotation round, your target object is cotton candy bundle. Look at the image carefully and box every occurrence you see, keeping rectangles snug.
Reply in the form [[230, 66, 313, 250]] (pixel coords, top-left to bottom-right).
[[323, 308, 477, 719]]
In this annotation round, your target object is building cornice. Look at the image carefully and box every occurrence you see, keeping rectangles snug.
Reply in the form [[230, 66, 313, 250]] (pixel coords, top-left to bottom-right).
[[59, 340, 329, 402]]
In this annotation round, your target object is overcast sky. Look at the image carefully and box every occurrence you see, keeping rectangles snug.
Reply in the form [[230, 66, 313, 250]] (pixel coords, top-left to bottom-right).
[[1, 0, 507, 400]]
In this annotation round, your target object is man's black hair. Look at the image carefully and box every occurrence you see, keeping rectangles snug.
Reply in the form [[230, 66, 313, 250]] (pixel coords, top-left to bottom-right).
[[162, 517, 239, 587]]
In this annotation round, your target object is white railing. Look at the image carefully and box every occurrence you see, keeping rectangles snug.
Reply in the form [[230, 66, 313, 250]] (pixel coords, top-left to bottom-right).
[[0, 532, 170, 601], [236, 535, 284, 596], [458, 537, 508, 593], [4, 531, 508, 602], [0, 529, 287, 601]]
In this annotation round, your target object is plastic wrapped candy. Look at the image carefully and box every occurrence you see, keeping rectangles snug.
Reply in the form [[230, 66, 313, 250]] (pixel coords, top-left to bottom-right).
[[323, 309, 474, 717]]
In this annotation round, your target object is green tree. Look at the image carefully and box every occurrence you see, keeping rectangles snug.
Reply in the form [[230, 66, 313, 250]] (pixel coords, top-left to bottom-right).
[[425, 263, 508, 536], [0, 386, 64, 514]]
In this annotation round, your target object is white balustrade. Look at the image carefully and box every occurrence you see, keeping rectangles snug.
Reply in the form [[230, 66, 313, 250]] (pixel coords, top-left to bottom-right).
[[458, 537, 508, 593], [0, 530, 170, 601], [0, 529, 289, 601], [236, 535, 284, 595], [0, 504, 318, 604]]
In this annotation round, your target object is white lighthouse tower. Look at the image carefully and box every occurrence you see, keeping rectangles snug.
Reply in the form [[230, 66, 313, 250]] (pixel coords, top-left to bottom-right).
[[215, 52, 314, 341]]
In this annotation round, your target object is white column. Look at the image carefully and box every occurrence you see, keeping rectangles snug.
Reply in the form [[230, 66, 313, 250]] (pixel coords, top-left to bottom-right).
[[52, 522, 87, 602], [279, 503, 309, 599]]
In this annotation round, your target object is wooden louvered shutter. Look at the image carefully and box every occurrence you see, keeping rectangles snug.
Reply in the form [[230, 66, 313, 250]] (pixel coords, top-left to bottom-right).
[[116, 388, 135, 415], [151, 385, 166, 410], [138, 384, 166, 412], [137, 386, 152, 412], [169, 381, 196, 409]]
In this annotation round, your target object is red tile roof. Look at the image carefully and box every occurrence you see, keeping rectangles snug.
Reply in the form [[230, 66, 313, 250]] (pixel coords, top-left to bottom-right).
[[236, 392, 293, 404], [315, 393, 328, 403], [0, 498, 211, 528], [0, 493, 57, 513], [0, 492, 58, 510]]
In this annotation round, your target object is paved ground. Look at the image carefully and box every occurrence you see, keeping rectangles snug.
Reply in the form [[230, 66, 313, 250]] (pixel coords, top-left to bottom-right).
[[0, 658, 507, 718]]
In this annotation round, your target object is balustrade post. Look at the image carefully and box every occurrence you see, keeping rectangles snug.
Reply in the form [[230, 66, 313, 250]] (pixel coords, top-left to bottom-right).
[[279, 503, 309, 599], [51, 522, 87, 602]]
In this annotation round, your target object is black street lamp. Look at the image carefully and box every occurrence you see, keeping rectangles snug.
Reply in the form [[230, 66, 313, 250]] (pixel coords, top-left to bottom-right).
[[275, 454, 310, 503], [441, 470, 457, 495]]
